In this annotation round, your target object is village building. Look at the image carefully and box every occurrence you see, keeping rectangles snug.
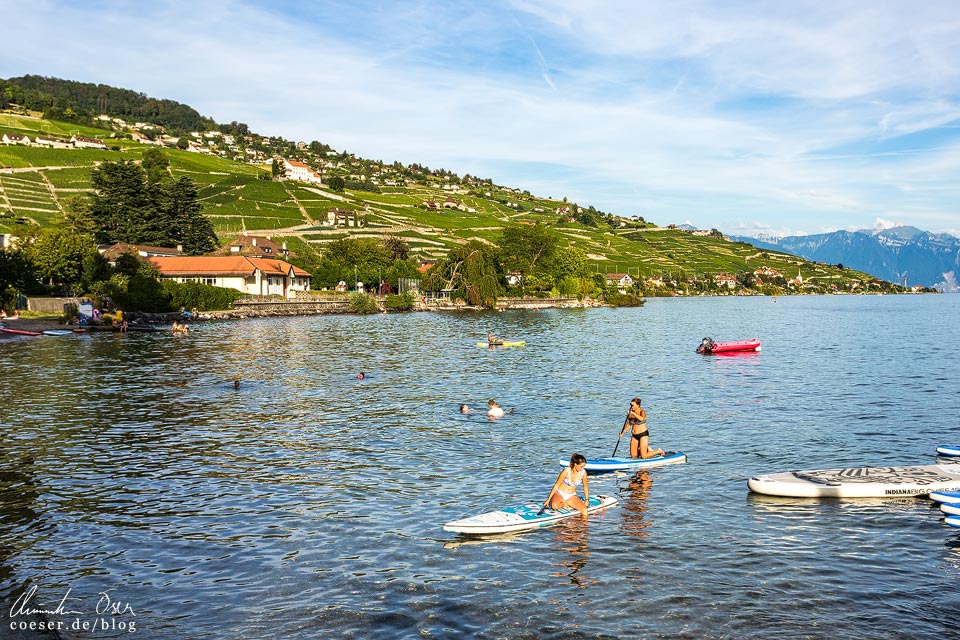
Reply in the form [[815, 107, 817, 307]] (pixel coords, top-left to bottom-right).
[[215, 235, 291, 259], [714, 273, 738, 289], [71, 135, 108, 150], [32, 133, 73, 149], [606, 273, 634, 292], [1, 133, 31, 145], [282, 158, 322, 184], [753, 266, 782, 278], [99, 243, 184, 263], [147, 256, 311, 299]]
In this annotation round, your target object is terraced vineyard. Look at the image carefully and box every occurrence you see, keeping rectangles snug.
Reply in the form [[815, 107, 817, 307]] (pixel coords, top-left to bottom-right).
[[0, 112, 876, 287]]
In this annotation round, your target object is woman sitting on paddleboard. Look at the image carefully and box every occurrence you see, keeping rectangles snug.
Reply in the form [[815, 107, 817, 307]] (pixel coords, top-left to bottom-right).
[[619, 398, 664, 460], [543, 453, 589, 518]]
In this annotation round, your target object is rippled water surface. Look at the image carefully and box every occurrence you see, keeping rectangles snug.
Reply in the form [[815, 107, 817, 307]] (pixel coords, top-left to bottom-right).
[[2, 295, 960, 639]]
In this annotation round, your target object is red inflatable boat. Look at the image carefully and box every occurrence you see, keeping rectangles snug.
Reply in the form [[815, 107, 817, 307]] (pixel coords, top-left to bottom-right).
[[696, 337, 761, 354]]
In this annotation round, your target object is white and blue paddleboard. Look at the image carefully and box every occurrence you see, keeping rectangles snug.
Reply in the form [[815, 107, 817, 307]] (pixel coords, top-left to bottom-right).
[[929, 489, 960, 504], [936, 445, 960, 457], [443, 494, 617, 535], [42, 329, 74, 336], [940, 503, 960, 516], [945, 515, 960, 529], [559, 451, 687, 473], [748, 464, 960, 498]]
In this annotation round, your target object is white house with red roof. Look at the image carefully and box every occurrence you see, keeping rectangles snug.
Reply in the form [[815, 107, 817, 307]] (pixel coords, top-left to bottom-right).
[[714, 272, 738, 289], [147, 256, 311, 299], [216, 235, 291, 258], [282, 158, 322, 184], [71, 135, 108, 150]]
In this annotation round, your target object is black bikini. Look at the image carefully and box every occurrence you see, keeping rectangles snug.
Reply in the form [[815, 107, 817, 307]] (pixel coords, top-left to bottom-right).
[[628, 417, 648, 440]]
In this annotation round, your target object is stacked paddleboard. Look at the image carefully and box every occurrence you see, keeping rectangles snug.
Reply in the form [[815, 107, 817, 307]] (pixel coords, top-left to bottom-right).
[[443, 495, 617, 535], [748, 464, 960, 498], [929, 489, 960, 528]]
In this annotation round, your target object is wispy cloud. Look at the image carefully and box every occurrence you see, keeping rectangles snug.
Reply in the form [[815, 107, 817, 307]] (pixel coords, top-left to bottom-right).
[[2, 0, 959, 236]]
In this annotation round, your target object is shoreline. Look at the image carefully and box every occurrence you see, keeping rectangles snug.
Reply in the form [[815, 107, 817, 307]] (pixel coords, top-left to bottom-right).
[[2, 289, 941, 338]]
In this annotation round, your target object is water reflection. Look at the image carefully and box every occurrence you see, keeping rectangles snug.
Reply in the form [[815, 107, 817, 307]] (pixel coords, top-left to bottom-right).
[[621, 471, 654, 541], [548, 520, 595, 587]]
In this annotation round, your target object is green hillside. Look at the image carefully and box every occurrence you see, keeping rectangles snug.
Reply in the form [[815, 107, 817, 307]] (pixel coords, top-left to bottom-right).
[[0, 111, 888, 292]]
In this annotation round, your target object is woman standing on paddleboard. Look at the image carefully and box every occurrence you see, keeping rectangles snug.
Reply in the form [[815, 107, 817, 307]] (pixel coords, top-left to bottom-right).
[[543, 454, 589, 518], [619, 398, 664, 460]]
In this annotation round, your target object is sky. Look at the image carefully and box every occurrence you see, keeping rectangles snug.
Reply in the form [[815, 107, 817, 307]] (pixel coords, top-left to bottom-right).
[[2, 0, 960, 238]]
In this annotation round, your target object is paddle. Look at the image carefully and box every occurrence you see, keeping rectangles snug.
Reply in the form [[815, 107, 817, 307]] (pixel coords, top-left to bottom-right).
[[611, 418, 628, 456]]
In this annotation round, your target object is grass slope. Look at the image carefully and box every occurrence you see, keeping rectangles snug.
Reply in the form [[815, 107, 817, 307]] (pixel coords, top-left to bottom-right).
[[0, 113, 875, 286]]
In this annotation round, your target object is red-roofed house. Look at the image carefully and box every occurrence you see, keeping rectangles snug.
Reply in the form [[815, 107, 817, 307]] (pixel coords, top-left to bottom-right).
[[215, 235, 290, 258], [714, 273, 738, 289], [147, 256, 311, 298], [71, 135, 108, 150], [282, 158, 322, 184], [99, 243, 184, 262]]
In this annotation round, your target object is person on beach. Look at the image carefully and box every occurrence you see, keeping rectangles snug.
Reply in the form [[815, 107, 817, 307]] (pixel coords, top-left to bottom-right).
[[618, 397, 664, 459], [487, 399, 504, 419], [543, 453, 590, 518], [487, 332, 503, 345]]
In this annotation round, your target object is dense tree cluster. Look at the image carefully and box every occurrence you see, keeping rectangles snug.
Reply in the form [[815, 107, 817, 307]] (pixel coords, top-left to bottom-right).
[[422, 223, 595, 307], [88, 154, 218, 254], [299, 236, 420, 293], [1, 75, 211, 132]]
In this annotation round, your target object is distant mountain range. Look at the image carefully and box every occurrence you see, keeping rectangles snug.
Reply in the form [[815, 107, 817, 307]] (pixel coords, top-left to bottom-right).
[[729, 226, 960, 292]]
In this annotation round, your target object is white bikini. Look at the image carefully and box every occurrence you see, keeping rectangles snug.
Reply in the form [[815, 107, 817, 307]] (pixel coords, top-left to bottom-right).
[[557, 466, 584, 500]]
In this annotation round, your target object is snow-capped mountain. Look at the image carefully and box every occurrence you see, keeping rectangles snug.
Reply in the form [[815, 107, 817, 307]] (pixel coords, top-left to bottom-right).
[[728, 226, 960, 291]]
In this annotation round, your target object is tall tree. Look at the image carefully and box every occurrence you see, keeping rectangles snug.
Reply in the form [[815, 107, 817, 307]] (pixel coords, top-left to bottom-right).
[[165, 177, 218, 255], [382, 236, 411, 261], [308, 237, 381, 288], [498, 223, 559, 289], [141, 148, 171, 183], [425, 241, 502, 307], [21, 228, 97, 292], [0, 249, 40, 305], [90, 160, 154, 244], [61, 194, 96, 235], [89, 160, 216, 253]]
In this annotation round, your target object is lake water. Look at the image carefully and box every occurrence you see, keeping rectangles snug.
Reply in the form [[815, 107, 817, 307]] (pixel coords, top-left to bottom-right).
[[1, 294, 959, 639]]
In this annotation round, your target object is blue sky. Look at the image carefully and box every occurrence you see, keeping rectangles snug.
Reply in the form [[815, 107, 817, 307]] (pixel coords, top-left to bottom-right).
[[3, 0, 960, 237]]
